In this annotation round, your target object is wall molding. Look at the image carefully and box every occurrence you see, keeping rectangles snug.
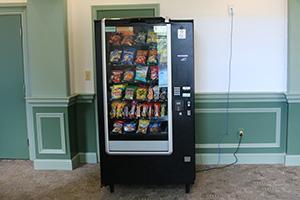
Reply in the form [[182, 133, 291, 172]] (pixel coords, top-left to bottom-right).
[[195, 107, 281, 149], [285, 155, 300, 166], [285, 93, 300, 103], [195, 92, 286, 103], [76, 94, 95, 104], [79, 152, 98, 164], [36, 113, 66, 155], [196, 153, 286, 165]]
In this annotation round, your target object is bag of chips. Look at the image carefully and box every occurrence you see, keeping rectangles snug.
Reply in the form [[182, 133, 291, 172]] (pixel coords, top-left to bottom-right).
[[124, 122, 137, 133], [135, 50, 148, 65], [110, 101, 118, 119], [146, 31, 158, 44], [136, 103, 142, 118], [123, 104, 129, 118], [112, 121, 124, 134], [135, 66, 148, 83], [129, 101, 136, 119], [149, 122, 161, 134], [147, 87, 154, 100], [135, 32, 147, 44], [110, 49, 122, 63], [121, 47, 136, 65], [116, 102, 125, 118], [111, 84, 125, 99], [108, 33, 122, 46], [136, 86, 148, 100], [147, 49, 158, 65], [124, 86, 136, 100], [148, 103, 153, 118], [160, 87, 168, 100], [161, 103, 167, 117], [150, 66, 159, 81], [154, 103, 161, 118], [121, 35, 135, 46], [137, 119, 150, 134], [141, 103, 149, 118], [153, 86, 160, 100], [123, 70, 135, 82], [111, 70, 123, 83]]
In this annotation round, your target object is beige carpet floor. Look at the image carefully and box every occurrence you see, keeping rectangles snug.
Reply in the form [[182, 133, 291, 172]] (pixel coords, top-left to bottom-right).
[[1, 160, 300, 200]]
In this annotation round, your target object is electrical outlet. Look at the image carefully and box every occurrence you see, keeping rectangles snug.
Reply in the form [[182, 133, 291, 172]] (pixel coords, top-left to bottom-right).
[[238, 128, 245, 137], [84, 70, 91, 81], [228, 4, 234, 15]]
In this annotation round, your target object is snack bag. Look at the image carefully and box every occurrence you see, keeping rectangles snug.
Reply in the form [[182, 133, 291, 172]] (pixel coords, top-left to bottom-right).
[[111, 70, 123, 83], [141, 103, 149, 118], [149, 122, 161, 134], [137, 119, 150, 134], [111, 84, 125, 99], [123, 104, 129, 118], [150, 66, 159, 81], [147, 87, 154, 100], [154, 103, 161, 118], [136, 103, 142, 118], [146, 31, 158, 44], [110, 101, 118, 119], [124, 122, 137, 133], [123, 70, 135, 82], [116, 102, 125, 118], [135, 50, 148, 65], [136, 86, 148, 100], [153, 86, 160, 100], [108, 33, 122, 46], [160, 87, 168, 100], [148, 103, 153, 118], [129, 101, 136, 119], [121, 47, 136, 65], [135, 32, 147, 44], [121, 35, 135, 46], [161, 103, 167, 117], [124, 86, 136, 100], [147, 49, 158, 65], [135, 66, 149, 83], [110, 49, 122, 63], [112, 121, 124, 134]]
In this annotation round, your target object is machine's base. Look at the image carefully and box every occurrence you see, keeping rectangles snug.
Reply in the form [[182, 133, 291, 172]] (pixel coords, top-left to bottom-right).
[[106, 184, 192, 194]]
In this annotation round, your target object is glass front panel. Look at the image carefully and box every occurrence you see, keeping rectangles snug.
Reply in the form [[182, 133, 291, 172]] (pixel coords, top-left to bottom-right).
[[104, 22, 170, 141]]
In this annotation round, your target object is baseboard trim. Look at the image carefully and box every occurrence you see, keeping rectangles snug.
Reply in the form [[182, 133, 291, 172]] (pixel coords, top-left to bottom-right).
[[79, 152, 98, 164], [33, 152, 97, 170], [196, 153, 285, 165], [285, 155, 300, 166], [34, 158, 74, 170]]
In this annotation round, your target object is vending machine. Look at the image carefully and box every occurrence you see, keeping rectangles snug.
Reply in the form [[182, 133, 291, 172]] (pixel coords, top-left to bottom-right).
[[95, 17, 195, 193]]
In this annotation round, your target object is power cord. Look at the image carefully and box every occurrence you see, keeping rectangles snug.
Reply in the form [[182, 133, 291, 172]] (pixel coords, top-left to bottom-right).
[[197, 7, 239, 173], [196, 134, 243, 172]]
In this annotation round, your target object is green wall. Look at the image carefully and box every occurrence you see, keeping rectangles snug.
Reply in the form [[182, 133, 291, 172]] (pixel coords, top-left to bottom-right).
[[27, 0, 69, 97]]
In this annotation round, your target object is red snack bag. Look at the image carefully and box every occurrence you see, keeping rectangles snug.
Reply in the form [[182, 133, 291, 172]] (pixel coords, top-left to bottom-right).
[[148, 103, 153, 118], [150, 66, 159, 81], [108, 33, 122, 46], [154, 103, 161, 118], [111, 70, 123, 83], [135, 50, 148, 65]]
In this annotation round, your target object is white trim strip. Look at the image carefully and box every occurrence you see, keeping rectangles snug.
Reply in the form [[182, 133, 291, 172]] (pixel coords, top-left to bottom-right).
[[196, 153, 285, 165], [285, 155, 300, 166]]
